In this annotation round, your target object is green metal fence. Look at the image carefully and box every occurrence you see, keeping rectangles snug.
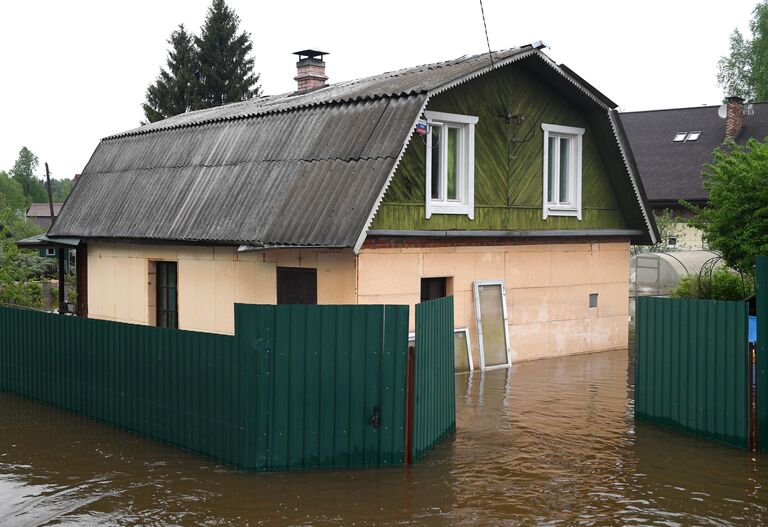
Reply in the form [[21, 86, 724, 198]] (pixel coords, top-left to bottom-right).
[[412, 296, 456, 461], [635, 296, 749, 448], [757, 256, 768, 452], [0, 303, 410, 470]]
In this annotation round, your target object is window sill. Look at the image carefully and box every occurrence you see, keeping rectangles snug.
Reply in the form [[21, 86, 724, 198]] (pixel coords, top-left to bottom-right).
[[544, 206, 581, 219], [427, 202, 474, 219]]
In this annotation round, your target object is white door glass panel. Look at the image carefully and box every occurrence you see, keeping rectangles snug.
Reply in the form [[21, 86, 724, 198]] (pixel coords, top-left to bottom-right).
[[474, 281, 510, 369]]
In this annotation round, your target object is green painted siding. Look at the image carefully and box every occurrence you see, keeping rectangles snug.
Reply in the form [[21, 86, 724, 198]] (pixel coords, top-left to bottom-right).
[[371, 64, 633, 231]]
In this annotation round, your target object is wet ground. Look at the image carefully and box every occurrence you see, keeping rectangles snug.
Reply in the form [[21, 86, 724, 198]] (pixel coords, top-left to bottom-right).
[[1, 349, 767, 526]]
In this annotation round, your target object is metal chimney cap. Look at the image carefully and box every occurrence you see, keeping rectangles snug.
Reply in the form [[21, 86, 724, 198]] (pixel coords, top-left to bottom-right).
[[293, 49, 329, 60]]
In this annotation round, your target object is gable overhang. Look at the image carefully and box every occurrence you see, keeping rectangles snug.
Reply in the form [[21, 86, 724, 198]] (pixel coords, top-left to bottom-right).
[[352, 49, 658, 253]]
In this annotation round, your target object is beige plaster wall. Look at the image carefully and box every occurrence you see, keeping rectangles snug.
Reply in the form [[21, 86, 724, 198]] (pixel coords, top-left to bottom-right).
[[87, 244, 357, 334], [667, 222, 707, 250], [357, 241, 630, 366]]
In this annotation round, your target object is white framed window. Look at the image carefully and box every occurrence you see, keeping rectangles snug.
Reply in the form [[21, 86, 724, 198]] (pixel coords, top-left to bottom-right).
[[45, 248, 56, 257], [424, 110, 478, 219], [542, 123, 584, 220]]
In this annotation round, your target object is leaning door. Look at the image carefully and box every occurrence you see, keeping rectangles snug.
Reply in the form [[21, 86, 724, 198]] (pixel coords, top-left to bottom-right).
[[473, 280, 511, 369]]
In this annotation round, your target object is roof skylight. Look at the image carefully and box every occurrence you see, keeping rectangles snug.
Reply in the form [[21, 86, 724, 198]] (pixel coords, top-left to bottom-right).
[[687, 131, 701, 141], [673, 132, 687, 142]]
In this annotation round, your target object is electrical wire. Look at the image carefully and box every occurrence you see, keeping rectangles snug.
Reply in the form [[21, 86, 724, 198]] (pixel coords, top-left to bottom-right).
[[479, 0, 494, 67]]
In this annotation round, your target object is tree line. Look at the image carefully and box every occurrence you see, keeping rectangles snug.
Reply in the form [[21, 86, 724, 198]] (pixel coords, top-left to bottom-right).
[[0, 147, 73, 211], [141, 0, 260, 123]]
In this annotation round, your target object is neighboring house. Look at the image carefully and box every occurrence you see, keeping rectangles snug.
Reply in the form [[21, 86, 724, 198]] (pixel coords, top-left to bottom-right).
[[26, 203, 65, 258], [621, 97, 768, 250], [26, 203, 63, 229], [46, 44, 656, 369]]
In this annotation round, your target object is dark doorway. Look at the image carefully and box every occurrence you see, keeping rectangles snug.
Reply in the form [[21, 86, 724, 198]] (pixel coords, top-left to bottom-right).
[[156, 261, 178, 328], [421, 277, 448, 302], [277, 267, 317, 305]]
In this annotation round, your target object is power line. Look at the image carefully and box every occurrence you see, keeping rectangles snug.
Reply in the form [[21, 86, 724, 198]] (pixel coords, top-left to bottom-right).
[[479, 0, 494, 67]]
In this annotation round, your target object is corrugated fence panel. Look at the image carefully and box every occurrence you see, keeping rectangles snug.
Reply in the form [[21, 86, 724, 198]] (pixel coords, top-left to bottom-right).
[[757, 256, 768, 452], [635, 297, 749, 448], [236, 303, 411, 471], [0, 303, 410, 471], [413, 296, 456, 462]]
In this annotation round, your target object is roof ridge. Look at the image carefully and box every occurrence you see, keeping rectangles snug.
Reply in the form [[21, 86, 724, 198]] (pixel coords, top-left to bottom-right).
[[106, 47, 531, 141]]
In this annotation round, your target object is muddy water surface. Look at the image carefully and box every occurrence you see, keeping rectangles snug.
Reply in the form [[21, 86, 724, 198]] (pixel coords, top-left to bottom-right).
[[1, 349, 767, 526]]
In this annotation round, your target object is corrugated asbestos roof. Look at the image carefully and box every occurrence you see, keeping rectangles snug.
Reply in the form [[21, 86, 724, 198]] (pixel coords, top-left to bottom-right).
[[51, 45, 654, 246], [50, 47, 535, 247], [620, 103, 768, 204]]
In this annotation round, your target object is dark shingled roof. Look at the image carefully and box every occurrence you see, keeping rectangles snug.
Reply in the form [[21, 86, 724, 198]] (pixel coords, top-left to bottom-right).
[[620, 102, 768, 205], [50, 45, 656, 247]]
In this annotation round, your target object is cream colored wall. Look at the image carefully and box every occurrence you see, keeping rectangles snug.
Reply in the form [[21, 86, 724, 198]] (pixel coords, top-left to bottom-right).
[[357, 241, 630, 366], [668, 222, 707, 250], [87, 244, 357, 334]]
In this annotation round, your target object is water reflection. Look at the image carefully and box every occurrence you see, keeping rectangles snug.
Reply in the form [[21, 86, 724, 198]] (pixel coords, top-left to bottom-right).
[[1, 349, 767, 525]]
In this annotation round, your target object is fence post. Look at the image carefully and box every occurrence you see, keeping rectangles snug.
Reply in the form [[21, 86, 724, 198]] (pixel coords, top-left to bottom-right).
[[404, 345, 415, 465], [757, 257, 768, 451]]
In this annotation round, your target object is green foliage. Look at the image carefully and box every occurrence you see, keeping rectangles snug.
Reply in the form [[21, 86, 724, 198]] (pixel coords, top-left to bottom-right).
[[0, 171, 28, 211], [671, 267, 754, 301], [632, 208, 676, 254], [717, 1, 768, 100], [141, 1, 261, 123], [195, 0, 260, 108], [0, 195, 47, 309], [50, 178, 74, 202], [142, 25, 199, 123], [9, 147, 47, 203], [686, 138, 768, 273]]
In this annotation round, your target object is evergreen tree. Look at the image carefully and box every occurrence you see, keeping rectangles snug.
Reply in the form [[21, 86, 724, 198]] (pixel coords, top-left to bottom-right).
[[9, 147, 47, 204], [194, 0, 260, 109], [142, 24, 198, 123], [718, 1, 768, 101]]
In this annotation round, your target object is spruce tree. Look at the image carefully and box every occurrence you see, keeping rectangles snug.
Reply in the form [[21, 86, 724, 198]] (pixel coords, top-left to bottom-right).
[[194, 0, 260, 108], [142, 24, 198, 123]]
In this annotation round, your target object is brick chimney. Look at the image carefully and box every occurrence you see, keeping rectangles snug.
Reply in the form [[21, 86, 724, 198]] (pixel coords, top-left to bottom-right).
[[293, 49, 329, 93], [725, 95, 744, 139]]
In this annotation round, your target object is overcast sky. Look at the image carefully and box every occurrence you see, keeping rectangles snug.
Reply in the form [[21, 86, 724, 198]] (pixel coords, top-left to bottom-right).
[[0, 0, 757, 181]]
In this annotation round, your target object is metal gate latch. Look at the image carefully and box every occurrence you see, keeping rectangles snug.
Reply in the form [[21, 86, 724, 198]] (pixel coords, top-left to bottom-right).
[[368, 406, 381, 429]]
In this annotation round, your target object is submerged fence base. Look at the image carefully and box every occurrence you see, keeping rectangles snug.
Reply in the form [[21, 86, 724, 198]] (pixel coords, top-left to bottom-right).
[[0, 301, 455, 471], [635, 297, 749, 448], [0, 299, 456, 470]]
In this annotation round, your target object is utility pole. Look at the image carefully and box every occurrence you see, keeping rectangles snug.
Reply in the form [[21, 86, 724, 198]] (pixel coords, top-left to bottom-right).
[[45, 163, 65, 314]]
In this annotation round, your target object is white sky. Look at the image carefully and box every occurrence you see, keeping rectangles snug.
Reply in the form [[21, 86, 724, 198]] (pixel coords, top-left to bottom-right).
[[0, 0, 756, 181]]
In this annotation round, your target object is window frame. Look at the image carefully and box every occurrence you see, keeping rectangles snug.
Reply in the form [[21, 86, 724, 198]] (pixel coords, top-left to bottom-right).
[[672, 132, 688, 142], [155, 261, 178, 329], [424, 110, 478, 219], [541, 123, 584, 220]]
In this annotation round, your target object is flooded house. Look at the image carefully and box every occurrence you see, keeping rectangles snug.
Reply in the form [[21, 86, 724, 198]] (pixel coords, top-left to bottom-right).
[[45, 44, 657, 370]]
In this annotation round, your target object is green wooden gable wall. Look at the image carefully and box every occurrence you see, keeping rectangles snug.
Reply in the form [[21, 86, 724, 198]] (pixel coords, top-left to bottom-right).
[[370, 63, 639, 232]]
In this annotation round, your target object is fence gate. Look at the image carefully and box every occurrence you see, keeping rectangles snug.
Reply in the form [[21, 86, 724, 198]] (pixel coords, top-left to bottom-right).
[[635, 296, 749, 448], [409, 296, 456, 462]]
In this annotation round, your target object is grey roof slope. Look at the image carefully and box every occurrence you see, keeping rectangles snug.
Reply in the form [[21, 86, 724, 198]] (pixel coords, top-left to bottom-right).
[[50, 47, 539, 247], [620, 103, 768, 204]]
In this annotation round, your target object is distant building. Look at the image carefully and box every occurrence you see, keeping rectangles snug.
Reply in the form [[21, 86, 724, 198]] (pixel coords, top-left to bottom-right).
[[26, 203, 63, 230], [621, 97, 768, 250]]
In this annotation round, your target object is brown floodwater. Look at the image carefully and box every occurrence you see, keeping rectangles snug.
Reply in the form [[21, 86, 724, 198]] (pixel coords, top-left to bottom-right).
[[1, 348, 767, 526]]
